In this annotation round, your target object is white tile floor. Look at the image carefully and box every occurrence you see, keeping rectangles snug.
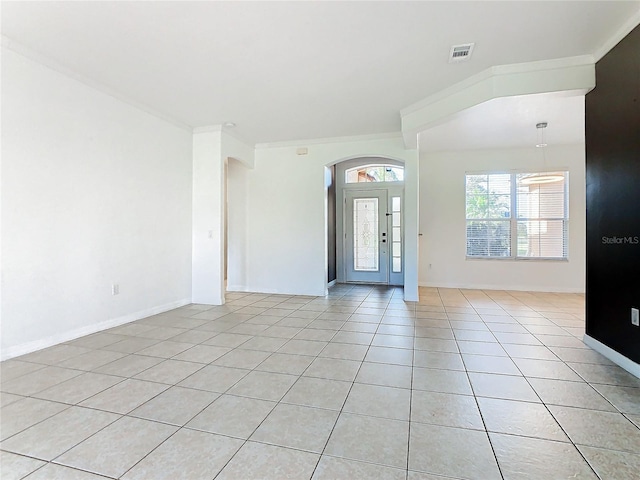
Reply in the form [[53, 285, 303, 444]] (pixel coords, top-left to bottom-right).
[[1, 285, 640, 479]]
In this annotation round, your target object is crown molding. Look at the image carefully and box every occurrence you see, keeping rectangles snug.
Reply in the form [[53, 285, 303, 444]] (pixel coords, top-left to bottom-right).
[[193, 125, 223, 134], [401, 55, 594, 117], [594, 10, 640, 61], [255, 131, 403, 149], [400, 68, 494, 117], [220, 127, 254, 149], [401, 56, 595, 149], [2, 35, 193, 133]]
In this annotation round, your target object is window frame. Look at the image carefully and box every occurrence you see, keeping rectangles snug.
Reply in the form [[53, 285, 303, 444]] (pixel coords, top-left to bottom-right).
[[344, 164, 404, 184], [465, 170, 570, 261]]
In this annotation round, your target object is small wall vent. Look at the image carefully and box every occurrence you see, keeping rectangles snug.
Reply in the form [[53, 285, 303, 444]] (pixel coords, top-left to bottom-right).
[[449, 43, 475, 63]]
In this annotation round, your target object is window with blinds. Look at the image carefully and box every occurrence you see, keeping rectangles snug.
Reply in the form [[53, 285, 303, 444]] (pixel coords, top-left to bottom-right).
[[465, 172, 568, 259]]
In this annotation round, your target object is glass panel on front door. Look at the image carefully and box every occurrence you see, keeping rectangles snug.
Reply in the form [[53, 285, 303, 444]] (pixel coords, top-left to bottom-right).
[[343, 188, 399, 285], [353, 198, 379, 271]]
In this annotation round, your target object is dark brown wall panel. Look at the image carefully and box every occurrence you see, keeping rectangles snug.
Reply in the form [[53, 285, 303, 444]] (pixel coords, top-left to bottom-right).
[[585, 25, 640, 363]]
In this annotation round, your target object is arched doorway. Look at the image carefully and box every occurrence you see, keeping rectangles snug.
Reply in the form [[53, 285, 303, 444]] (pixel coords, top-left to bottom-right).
[[334, 157, 405, 286]]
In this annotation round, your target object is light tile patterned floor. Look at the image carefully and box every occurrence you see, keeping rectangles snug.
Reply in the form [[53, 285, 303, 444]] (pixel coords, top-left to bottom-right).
[[1, 285, 639, 479]]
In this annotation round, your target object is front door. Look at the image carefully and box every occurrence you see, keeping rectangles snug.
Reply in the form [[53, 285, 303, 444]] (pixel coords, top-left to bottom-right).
[[345, 189, 403, 284]]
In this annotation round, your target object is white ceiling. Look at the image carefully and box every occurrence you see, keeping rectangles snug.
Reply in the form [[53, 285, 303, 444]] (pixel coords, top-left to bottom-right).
[[419, 92, 586, 152], [2, 1, 639, 146]]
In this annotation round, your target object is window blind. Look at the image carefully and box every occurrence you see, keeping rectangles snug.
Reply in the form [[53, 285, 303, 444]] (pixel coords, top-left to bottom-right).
[[465, 172, 568, 259]]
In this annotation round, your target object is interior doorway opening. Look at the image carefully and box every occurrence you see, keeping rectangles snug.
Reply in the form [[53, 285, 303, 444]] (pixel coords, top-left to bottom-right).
[[225, 157, 251, 295], [332, 157, 405, 286]]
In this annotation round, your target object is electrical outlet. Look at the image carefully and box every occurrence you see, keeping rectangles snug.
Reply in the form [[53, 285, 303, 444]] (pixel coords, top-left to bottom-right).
[[632, 308, 639, 327], [112, 284, 119, 296]]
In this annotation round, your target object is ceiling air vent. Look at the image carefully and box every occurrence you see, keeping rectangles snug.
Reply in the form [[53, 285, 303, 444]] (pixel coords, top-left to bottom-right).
[[449, 43, 475, 63]]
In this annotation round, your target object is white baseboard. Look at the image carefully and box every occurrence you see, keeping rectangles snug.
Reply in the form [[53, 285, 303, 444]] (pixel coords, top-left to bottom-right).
[[583, 335, 640, 379], [328, 280, 337, 288], [418, 281, 585, 294], [1, 298, 191, 361], [226, 285, 326, 297], [225, 285, 268, 293]]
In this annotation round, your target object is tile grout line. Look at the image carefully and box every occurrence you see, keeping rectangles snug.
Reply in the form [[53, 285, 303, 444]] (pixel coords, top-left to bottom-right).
[[310, 288, 402, 478], [459, 288, 510, 480], [463, 289, 609, 480], [3, 286, 638, 479], [216, 285, 363, 479]]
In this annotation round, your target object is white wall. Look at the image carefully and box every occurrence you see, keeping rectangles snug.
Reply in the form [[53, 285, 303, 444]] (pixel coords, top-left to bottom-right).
[[1, 48, 193, 359], [227, 158, 251, 291], [192, 129, 254, 305], [192, 129, 224, 305], [228, 135, 418, 298], [419, 144, 586, 292], [221, 131, 255, 169]]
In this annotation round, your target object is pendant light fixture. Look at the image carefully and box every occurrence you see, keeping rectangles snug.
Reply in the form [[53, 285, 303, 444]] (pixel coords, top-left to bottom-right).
[[519, 122, 565, 185], [535, 121, 548, 147]]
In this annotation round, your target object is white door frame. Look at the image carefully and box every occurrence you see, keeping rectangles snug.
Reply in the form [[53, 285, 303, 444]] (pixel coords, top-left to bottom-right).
[[335, 157, 405, 286]]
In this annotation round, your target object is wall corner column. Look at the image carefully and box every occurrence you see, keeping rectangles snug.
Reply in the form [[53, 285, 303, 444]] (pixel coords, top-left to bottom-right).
[[192, 128, 225, 305], [404, 152, 420, 302]]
